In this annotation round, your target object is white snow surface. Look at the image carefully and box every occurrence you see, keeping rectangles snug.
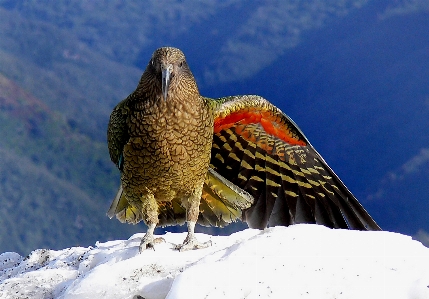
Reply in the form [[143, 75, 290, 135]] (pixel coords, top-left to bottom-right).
[[1, 224, 429, 299]]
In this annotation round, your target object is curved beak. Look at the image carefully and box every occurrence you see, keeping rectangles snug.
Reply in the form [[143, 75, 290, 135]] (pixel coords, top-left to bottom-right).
[[161, 64, 173, 101]]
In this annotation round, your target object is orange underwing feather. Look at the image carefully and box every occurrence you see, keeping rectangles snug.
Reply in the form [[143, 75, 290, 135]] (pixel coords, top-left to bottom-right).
[[214, 108, 307, 147], [210, 95, 380, 231]]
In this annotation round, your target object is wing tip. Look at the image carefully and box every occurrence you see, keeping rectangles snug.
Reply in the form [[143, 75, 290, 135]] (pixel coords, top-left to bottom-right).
[[107, 183, 123, 219]]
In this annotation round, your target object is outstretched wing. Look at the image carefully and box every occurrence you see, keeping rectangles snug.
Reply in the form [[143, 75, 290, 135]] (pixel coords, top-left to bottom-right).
[[210, 95, 381, 231]]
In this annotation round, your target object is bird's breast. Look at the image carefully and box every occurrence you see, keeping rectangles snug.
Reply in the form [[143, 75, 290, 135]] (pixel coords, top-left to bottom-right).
[[124, 99, 213, 190]]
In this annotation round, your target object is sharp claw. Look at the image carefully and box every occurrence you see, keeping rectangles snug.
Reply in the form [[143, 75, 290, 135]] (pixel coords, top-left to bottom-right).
[[139, 239, 153, 253], [144, 242, 155, 251], [139, 236, 165, 252], [175, 238, 212, 252]]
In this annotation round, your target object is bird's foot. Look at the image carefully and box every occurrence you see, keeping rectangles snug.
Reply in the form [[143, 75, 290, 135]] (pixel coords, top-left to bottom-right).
[[175, 234, 212, 252], [139, 234, 165, 252]]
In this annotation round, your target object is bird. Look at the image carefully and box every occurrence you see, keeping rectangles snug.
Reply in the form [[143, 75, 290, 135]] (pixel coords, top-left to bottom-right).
[[107, 47, 381, 252]]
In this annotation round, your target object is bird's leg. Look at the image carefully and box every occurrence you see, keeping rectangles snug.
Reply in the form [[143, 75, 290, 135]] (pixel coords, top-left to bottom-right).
[[176, 192, 212, 251], [139, 223, 156, 252], [139, 192, 164, 252]]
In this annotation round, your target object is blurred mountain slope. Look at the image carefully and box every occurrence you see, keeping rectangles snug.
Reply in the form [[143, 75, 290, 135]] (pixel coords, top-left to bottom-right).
[[0, 73, 143, 254]]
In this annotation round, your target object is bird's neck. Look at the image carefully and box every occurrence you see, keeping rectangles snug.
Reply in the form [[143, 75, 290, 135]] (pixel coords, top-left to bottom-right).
[[163, 93, 204, 118]]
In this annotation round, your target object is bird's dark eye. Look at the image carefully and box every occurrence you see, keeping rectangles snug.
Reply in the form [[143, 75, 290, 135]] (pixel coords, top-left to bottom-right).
[[179, 61, 185, 68]]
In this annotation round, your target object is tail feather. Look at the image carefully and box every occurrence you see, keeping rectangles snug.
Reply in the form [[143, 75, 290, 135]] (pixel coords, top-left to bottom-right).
[[107, 183, 124, 219], [107, 183, 142, 224]]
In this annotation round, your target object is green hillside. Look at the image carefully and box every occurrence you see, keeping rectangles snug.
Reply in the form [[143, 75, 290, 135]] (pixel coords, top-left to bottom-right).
[[0, 73, 145, 254]]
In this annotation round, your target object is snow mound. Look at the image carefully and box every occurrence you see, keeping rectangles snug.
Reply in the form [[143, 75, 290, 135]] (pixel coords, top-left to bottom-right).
[[1, 225, 429, 299]]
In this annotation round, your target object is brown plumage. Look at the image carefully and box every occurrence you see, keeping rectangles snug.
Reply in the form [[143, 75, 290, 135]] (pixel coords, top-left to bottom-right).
[[107, 47, 216, 251], [107, 47, 380, 252]]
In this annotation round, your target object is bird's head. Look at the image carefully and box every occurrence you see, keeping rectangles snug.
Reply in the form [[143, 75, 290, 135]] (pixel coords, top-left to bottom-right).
[[143, 47, 198, 101]]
